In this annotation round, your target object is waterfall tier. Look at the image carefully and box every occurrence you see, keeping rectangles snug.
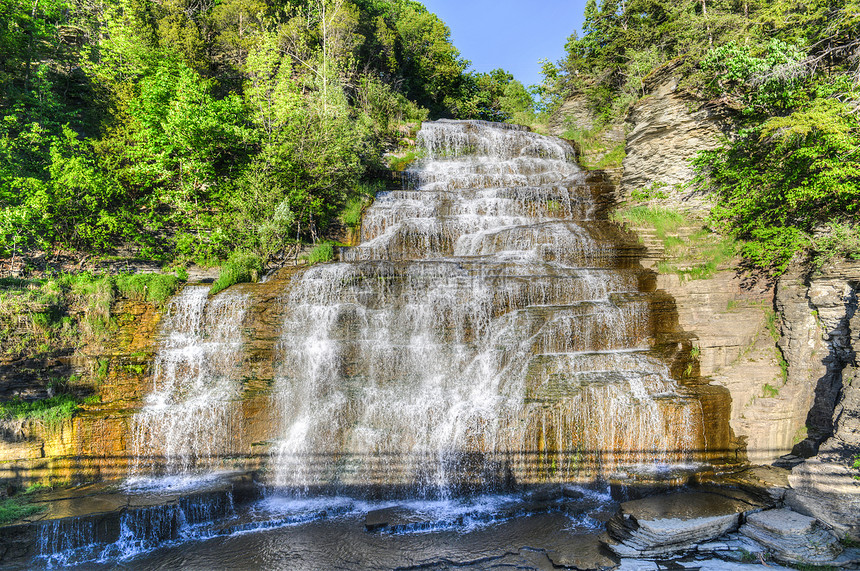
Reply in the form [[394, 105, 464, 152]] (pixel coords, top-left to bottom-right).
[[268, 120, 732, 495]]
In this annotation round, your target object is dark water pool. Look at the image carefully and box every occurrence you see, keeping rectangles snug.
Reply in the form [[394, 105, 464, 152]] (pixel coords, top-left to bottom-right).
[[35, 489, 618, 570]]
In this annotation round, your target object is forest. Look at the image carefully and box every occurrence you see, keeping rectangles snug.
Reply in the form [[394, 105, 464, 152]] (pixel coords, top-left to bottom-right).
[[0, 0, 534, 273], [537, 0, 860, 272], [2, 0, 859, 276]]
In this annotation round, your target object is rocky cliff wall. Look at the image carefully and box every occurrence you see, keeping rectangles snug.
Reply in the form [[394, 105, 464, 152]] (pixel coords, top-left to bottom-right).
[[782, 264, 860, 539], [551, 62, 860, 537], [619, 60, 730, 212], [0, 300, 161, 486]]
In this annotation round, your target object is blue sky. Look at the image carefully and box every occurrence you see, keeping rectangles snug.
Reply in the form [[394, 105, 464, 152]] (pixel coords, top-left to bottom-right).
[[420, 0, 587, 88]]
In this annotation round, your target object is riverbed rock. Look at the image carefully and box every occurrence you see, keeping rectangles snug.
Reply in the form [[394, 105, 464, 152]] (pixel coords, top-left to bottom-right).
[[786, 450, 860, 541], [605, 490, 766, 557], [364, 506, 421, 532], [546, 534, 619, 570], [739, 509, 843, 565]]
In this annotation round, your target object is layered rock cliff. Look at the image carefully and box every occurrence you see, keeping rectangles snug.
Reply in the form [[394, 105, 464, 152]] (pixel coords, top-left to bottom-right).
[[550, 59, 860, 538]]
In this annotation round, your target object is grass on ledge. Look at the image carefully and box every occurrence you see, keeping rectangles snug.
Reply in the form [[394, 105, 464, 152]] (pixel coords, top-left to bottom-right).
[[0, 393, 99, 427], [210, 251, 263, 296], [0, 484, 49, 525], [613, 205, 738, 281]]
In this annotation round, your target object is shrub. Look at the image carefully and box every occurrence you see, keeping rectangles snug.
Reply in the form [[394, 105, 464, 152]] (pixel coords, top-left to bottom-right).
[[115, 273, 182, 306], [210, 251, 263, 295], [306, 242, 335, 265]]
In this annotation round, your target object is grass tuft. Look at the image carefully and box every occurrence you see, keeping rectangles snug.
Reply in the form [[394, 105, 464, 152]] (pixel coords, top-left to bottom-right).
[[210, 251, 263, 296], [306, 242, 335, 265], [115, 273, 182, 306]]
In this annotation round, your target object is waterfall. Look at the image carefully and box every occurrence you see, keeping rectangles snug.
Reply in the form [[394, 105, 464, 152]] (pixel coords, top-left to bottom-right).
[[130, 286, 249, 478], [271, 120, 703, 495]]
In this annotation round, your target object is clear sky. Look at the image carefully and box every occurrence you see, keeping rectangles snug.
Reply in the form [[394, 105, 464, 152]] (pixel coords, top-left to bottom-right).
[[419, 0, 587, 88]]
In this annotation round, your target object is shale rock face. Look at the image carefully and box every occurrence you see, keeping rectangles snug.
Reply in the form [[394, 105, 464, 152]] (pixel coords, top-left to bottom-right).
[[776, 262, 860, 540], [620, 60, 730, 211], [787, 453, 860, 541], [740, 509, 843, 565], [606, 491, 767, 557]]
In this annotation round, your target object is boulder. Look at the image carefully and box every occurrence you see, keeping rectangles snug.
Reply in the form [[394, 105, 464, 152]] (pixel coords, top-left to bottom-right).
[[605, 490, 766, 557], [739, 509, 842, 565], [786, 451, 860, 541], [546, 534, 619, 570]]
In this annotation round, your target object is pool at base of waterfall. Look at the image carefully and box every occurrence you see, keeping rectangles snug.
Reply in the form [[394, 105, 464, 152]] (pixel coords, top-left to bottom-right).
[[24, 478, 622, 569]]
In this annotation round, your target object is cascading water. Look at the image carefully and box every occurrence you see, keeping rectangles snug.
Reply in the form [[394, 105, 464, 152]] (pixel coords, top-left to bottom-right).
[[130, 286, 250, 478], [14, 120, 736, 569], [271, 120, 705, 496]]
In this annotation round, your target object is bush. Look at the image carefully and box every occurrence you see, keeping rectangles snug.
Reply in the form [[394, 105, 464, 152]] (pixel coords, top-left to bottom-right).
[[307, 242, 335, 265], [210, 251, 263, 295], [115, 273, 182, 306]]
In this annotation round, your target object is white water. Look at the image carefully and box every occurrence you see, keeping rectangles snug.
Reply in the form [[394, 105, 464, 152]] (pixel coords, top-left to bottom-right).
[[271, 120, 701, 493], [130, 286, 249, 477]]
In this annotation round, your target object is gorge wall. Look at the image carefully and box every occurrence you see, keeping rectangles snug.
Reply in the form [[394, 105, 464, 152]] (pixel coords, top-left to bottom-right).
[[549, 60, 860, 537]]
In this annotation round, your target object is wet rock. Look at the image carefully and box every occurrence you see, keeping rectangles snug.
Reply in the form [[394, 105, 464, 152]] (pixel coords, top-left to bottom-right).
[[546, 534, 619, 570], [364, 506, 418, 532], [561, 484, 586, 500], [740, 508, 843, 565], [702, 466, 790, 504], [524, 484, 563, 502], [605, 491, 765, 557], [786, 451, 860, 541]]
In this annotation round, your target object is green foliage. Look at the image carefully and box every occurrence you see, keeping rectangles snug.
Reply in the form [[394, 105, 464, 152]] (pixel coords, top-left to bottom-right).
[[701, 40, 807, 113], [695, 92, 860, 273], [613, 206, 686, 241], [0, 494, 46, 525], [811, 223, 860, 270], [1, 0, 509, 268], [96, 358, 109, 382], [616, 206, 737, 280], [306, 242, 335, 265], [0, 394, 83, 426], [210, 251, 263, 296], [389, 151, 422, 172], [564, 125, 626, 170], [631, 182, 669, 201], [340, 198, 366, 229], [762, 383, 780, 398], [115, 273, 182, 305]]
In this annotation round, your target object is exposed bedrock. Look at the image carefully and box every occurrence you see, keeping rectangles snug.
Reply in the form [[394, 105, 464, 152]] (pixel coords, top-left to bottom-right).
[[552, 57, 860, 541], [619, 60, 732, 211]]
